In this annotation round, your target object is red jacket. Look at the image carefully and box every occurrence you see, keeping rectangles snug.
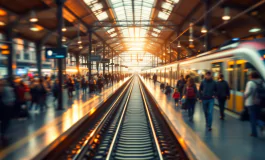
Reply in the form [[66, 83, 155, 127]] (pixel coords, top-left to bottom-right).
[[172, 92, 180, 99]]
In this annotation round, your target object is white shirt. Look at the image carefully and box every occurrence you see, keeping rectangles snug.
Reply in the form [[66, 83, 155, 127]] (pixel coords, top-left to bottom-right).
[[244, 79, 264, 106]]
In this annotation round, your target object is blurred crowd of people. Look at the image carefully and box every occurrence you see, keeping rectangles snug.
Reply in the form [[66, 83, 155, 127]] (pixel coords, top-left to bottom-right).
[[0, 72, 128, 144]]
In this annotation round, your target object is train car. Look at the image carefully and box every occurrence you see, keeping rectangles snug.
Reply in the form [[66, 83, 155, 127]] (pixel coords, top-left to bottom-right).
[[142, 38, 265, 113]]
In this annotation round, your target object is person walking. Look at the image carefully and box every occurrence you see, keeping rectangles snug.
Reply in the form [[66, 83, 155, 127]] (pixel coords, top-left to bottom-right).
[[176, 75, 186, 99], [199, 71, 217, 131], [52, 79, 60, 104], [183, 78, 198, 122], [37, 79, 48, 112], [172, 88, 180, 107], [153, 74, 157, 84], [244, 71, 265, 137], [0, 79, 15, 144], [67, 77, 74, 99], [165, 83, 172, 95], [81, 76, 87, 94], [216, 73, 230, 120], [29, 79, 39, 111]]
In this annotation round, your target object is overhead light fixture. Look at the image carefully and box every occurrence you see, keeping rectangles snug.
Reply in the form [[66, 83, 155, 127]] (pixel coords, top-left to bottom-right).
[[0, 21, 5, 26], [201, 25, 207, 33], [62, 37, 67, 42], [78, 37, 82, 44], [79, 45, 83, 49], [189, 38, 193, 42], [92, 50, 95, 53], [177, 41, 181, 48], [29, 10, 38, 23], [249, 27, 261, 33], [30, 24, 39, 32], [222, 7, 230, 21], [62, 27, 67, 32], [62, 20, 67, 32]]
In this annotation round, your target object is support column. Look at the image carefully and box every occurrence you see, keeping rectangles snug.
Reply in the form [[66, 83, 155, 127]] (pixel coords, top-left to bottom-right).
[[35, 42, 42, 78], [111, 50, 114, 75], [103, 43, 105, 75], [169, 43, 172, 63], [88, 31, 92, 80], [76, 53, 80, 75], [107, 47, 110, 73], [204, 0, 211, 51], [6, 27, 14, 78], [56, 0, 65, 110], [157, 56, 158, 67], [164, 42, 167, 64]]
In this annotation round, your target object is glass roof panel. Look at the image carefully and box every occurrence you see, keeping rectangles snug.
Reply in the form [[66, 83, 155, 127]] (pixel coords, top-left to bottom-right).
[[91, 3, 103, 12], [161, 2, 174, 11], [158, 11, 169, 20], [96, 12, 108, 20], [108, 0, 155, 49]]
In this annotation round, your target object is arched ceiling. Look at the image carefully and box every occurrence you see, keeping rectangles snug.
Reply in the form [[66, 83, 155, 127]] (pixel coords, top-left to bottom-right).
[[0, 0, 264, 62]]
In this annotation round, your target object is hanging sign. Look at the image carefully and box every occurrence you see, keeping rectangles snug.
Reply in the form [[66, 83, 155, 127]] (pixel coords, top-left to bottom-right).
[[45, 47, 67, 59]]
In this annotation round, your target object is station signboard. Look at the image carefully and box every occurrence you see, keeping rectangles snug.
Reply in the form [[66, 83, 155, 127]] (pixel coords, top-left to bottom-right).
[[101, 58, 110, 63], [89, 55, 101, 62], [45, 47, 67, 59]]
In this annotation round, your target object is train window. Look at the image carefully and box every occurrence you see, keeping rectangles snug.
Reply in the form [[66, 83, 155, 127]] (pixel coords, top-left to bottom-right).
[[189, 70, 200, 84], [212, 62, 222, 81]]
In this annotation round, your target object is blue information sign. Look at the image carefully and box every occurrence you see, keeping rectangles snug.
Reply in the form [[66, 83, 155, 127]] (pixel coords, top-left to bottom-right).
[[45, 47, 67, 59]]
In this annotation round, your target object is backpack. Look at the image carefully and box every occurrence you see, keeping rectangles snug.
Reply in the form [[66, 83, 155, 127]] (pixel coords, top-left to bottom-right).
[[253, 81, 265, 106], [186, 86, 196, 98]]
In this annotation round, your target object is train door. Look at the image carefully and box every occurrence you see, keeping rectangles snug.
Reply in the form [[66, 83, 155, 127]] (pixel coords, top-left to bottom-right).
[[227, 60, 246, 113]]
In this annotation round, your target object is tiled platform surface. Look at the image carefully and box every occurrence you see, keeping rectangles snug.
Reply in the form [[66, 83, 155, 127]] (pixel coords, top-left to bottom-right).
[[0, 78, 130, 160], [141, 77, 265, 160]]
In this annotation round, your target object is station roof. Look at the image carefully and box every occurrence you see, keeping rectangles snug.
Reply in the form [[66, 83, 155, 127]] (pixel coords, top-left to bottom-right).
[[0, 0, 264, 61]]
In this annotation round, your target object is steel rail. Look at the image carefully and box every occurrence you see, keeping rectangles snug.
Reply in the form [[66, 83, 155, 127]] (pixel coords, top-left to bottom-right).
[[105, 78, 135, 160], [72, 76, 134, 160], [139, 76, 164, 160]]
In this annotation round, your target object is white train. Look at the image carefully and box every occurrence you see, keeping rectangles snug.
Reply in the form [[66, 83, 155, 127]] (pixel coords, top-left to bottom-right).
[[142, 38, 265, 113]]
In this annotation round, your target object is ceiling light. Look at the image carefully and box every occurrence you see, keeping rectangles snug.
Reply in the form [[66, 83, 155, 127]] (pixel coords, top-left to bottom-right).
[[78, 37, 82, 44], [92, 50, 94, 53], [189, 38, 193, 42], [201, 26, 207, 33], [222, 7, 230, 21], [79, 46, 83, 49], [177, 41, 181, 48], [249, 27, 261, 33], [62, 27, 67, 32], [30, 11, 38, 23], [62, 37, 67, 42], [30, 24, 39, 32], [0, 21, 5, 26]]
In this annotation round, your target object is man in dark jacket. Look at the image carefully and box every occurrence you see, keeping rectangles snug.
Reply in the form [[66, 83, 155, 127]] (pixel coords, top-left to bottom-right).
[[199, 71, 217, 131], [216, 74, 230, 120], [176, 75, 186, 98]]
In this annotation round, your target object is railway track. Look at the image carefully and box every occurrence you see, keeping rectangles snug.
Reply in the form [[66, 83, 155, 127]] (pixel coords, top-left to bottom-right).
[[35, 76, 188, 160]]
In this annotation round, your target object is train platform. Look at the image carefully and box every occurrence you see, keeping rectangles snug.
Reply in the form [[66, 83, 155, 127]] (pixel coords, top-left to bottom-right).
[[0, 78, 130, 160], [141, 77, 265, 160]]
